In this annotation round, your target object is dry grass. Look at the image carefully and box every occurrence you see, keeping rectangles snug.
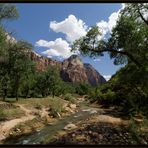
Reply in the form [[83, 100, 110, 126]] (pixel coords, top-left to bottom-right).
[[0, 108, 25, 121], [17, 96, 65, 109]]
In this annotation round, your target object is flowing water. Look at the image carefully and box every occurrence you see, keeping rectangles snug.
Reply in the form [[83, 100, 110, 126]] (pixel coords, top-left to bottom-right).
[[4, 105, 104, 145]]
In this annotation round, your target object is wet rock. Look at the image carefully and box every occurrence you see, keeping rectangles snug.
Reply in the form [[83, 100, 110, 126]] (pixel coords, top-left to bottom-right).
[[15, 128, 21, 133], [57, 112, 61, 118], [63, 102, 69, 108], [133, 118, 143, 123], [75, 134, 86, 141], [0, 135, 6, 141], [22, 140, 29, 144], [69, 104, 77, 110], [64, 123, 77, 131], [65, 107, 74, 113], [51, 122, 139, 145], [9, 132, 13, 136]]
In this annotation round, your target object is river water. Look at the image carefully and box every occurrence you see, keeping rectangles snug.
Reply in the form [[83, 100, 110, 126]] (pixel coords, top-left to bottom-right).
[[4, 106, 104, 145]]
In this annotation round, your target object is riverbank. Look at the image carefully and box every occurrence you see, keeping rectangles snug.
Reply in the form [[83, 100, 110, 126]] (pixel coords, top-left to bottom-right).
[[0, 96, 80, 143], [0, 96, 148, 145]]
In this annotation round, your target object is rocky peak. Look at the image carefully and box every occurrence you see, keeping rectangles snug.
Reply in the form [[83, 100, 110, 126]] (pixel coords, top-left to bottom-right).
[[64, 55, 83, 67], [30, 51, 106, 86], [84, 63, 106, 85]]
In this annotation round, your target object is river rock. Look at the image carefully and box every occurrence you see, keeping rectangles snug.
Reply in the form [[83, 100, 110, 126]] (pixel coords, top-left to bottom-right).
[[69, 104, 76, 110], [64, 123, 77, 131], [0, 135, 6, 141], [65, 107, 74, 113], [15, 128, 21, 133]]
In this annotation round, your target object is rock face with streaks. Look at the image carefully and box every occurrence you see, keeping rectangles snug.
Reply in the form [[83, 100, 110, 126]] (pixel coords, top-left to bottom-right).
[[60, 55, 106, 85], [30, 51, 106, 86]]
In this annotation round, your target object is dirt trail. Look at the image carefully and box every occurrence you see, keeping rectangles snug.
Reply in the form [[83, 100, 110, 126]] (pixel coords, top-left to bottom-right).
[[0, 104, 35, 141]]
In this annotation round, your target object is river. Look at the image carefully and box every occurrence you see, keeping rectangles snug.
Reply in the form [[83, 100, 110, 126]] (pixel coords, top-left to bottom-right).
[[4, 104, 104, 145]]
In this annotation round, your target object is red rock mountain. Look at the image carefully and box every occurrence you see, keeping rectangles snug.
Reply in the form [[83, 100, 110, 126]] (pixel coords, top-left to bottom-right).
[[30, 51, 106, 86]]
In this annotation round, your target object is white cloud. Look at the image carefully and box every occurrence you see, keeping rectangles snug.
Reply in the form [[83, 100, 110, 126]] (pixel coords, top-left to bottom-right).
[[93, 58, 101, 62], [103, 75, 112, 81], [50, 14, 87, 43], [96, 4, 125, 40], [36, 38, 76, 59], [36, 4, 126, 59]]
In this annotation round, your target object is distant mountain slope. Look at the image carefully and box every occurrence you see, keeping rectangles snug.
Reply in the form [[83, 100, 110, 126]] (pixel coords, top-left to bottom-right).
[[30, 51, 106, 85]]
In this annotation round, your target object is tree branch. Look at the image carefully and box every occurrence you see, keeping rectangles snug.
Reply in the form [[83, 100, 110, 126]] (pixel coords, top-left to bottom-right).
[[94, 48, 142, 68], [137, 6, 148, 26]]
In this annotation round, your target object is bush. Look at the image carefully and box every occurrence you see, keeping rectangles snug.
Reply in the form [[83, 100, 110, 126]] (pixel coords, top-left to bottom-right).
[[49, 99, 65, 118], [88, 87, 103, 102], [63, 93, 75, 103], [88, 87, 117, 107], [0, 108, 25, 121], [75, 83, 92, 95]]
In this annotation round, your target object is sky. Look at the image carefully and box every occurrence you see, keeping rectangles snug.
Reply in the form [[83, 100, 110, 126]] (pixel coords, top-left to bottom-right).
[[4, 3, 126, 81]]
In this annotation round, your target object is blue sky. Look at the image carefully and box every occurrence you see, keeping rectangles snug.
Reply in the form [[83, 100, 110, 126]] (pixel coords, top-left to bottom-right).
[[5, 3, 125, 80]]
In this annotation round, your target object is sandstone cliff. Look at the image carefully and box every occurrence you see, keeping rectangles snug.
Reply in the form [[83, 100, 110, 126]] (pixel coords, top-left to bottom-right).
[[30, 51, 106, 85]]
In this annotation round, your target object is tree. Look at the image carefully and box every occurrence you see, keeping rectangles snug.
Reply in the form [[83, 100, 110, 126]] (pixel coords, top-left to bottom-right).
[[72, 3, 148, 115], [9, 41, 33, 101], [121, 3, 148, 26], [35, 66, 63, 98], [46, 66, 63, 98], [0, 4, 19, 58], [35, 71, 49, 97], [72, 3, 148, 68], [0, 4, 19, 22], [20, 60, 36, 98], [0, 4, 19, 101]]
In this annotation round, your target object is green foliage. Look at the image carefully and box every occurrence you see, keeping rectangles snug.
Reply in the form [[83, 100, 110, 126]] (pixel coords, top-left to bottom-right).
[[72, 3, 148, 116], [35, 66, 63, 98], [75, 83, 92, 95], [88, 87, 102, 102], [128, 117, 148, 143], [72, 26, 104, 58], [0, 4, 19, 22], [49, 99, 64, 117], [59, 82, 76, 95], [63, 93, 75, 103], [0, 108, 24, 121], [88, 87, 116, 107], [72, 4, 147, 68]]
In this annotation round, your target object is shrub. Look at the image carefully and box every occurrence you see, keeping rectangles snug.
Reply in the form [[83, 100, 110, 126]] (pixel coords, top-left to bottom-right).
[[63, 93, 75, 103], [49, 99, 64, 118], [0, 108, 25, 121], [75, 83, 92, 95]]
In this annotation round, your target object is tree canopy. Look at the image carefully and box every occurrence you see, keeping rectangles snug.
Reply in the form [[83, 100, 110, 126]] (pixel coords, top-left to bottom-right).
[[72, 3, 148, 68]]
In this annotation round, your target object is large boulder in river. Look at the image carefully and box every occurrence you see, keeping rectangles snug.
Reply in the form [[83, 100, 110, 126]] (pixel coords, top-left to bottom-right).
[[64, 123, 77, 131]]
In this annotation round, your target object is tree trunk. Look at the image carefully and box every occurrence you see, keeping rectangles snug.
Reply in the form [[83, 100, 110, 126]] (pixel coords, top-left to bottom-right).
[[16, 88, 18, 101], [25, 88, 29, 99], [15, 77, 19, 101], [2, 88, 7, 101], [52, 89, 55, 98]]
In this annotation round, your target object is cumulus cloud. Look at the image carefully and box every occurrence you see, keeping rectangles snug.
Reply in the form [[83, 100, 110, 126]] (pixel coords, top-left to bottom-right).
[[103, 75, 112, 81], [36, 4, 126, 59], [36, 38, 76, 59], [50, 14, 87, 43], [96, 4, 125, 40]]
